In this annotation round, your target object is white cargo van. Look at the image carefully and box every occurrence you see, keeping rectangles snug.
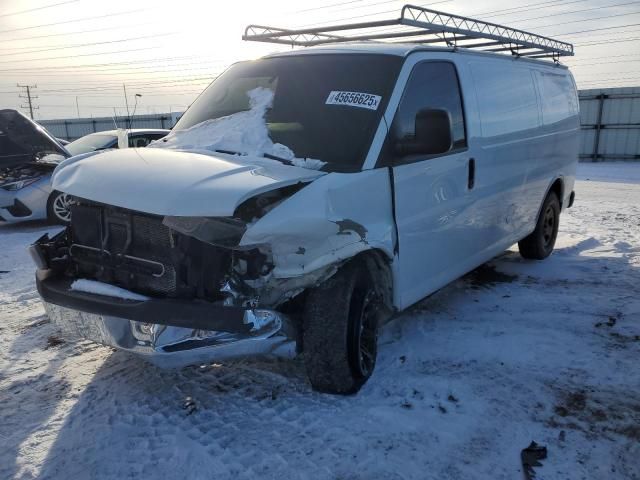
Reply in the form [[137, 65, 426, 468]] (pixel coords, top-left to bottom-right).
[[31, 7, 579, 394]]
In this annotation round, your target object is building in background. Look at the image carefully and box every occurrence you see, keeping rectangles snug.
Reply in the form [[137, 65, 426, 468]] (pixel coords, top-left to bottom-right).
[[39, 88, 640, 163], [40, 112, 182, 142], [579, 87, 639, 162]]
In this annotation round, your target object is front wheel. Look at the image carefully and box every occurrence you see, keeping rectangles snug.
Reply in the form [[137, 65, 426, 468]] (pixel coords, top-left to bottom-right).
[[518, 191, 560, 260], [303, 260, 380, 395], [47, 191, 73, 225]]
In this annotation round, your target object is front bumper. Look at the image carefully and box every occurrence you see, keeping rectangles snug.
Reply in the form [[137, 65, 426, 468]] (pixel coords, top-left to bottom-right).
[[0, 182, 49, 223], [35, 269, 293, 368], [43, 301, 293, 368]]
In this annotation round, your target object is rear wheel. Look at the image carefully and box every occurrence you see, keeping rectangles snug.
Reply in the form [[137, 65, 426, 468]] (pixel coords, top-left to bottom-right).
[[518, 191, 560, 260], [303, 260, 380, 395], [47, 191, 73, 225]]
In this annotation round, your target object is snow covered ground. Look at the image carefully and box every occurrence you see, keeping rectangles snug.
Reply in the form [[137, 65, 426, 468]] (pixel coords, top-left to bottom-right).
[[1, 163, 638, 480]]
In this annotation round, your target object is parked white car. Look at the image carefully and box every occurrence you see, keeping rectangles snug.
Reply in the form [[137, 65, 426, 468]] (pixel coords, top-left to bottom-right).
[[0, 119, 168, 224], [31, 27, 579, 394]]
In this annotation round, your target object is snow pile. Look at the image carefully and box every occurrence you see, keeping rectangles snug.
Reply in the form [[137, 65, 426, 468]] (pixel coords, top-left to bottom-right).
[[150, 87, 325, 171], [70, 279, 149, 301]]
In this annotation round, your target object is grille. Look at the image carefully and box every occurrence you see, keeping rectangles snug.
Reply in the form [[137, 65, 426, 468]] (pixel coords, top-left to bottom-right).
[[70, 203, 177, 296], [69, 201, 233, 300]]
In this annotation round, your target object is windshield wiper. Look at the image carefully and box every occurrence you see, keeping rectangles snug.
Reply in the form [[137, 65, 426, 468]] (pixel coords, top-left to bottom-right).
[[214, 149, 243, 156], [214, 149, 294, 166], [262, 152, 294, 166]]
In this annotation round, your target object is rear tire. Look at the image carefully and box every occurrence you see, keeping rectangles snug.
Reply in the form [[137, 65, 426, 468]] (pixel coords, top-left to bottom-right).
[[518, 191, 560, 260], [303, 260, 380, 395], [47, 191, 72, 225]]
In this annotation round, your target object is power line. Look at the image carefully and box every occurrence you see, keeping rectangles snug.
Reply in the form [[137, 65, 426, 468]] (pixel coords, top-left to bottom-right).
[[0, 0, 80, 18], [1, 73, 219, 90], [563, 29, 640, 42], [0, 54, 218, 72], [475, 0, 588, 19], [0, 66, 221, 83], [0, 21, 157, 43], [35, 90, 204, 98], [295, 0, 453, 28], [506, 1, 640, 26], [0, 32, 178, 57], [553, 22, 640, 37], [30, 77, 213, 94], [0, 63, 223, 79], [576, 35, 640, 46], [293, 0, 375, 14], [304, 0, 450, 16], [0, 7, 148, 35], [0, 46, 159, 65], [571, 59, 640, 69], [339, 0, 618, 39], [532, 9, 640, 29], [308, 0, 586, 33]]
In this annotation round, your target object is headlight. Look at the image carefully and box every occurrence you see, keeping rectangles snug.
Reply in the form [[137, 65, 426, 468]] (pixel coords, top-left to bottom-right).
[[0, 177, 42, 191]]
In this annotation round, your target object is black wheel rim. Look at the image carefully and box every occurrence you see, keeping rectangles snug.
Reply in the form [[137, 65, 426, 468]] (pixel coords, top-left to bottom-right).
[[350, 288, 378, 378], [542, 205, 556, 248]]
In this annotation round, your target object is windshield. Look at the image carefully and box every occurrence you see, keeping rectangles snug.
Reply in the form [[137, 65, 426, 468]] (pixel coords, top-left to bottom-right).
[[66, 133, 116, 156], [174, 54, 402, 172]]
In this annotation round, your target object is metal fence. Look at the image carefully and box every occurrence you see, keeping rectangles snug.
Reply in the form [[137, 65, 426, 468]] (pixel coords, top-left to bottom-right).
[[579, 87, 640, 162], [40, 112, 183, 141], [40, 88, 640, 162]]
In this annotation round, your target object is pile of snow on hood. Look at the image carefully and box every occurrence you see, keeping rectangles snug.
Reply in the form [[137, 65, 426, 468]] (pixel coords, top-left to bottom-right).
[[149, 87, 325, 170]]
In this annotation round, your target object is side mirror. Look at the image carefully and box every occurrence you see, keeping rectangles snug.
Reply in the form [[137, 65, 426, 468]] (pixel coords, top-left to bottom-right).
[[396, 108, 453, 156]]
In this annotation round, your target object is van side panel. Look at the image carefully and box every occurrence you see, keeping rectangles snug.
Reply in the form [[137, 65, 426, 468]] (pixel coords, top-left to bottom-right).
[[468, 59, 579, 250], [368, 51, 579, 311], [528, 69, 580, 212], [468, 59, 541, 248]]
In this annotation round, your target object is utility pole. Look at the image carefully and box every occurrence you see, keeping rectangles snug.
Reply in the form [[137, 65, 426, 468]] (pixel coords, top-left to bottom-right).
[[17, 84, 38, 119], [75, 96, 80, 118]]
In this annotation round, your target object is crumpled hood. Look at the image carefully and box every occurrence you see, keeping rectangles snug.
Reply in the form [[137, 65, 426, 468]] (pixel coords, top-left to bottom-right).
[[52, 147, 325, 216], [0, 109, 70, 168]]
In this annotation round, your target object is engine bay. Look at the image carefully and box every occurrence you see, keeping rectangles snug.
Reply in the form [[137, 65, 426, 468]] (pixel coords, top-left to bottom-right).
[[0, 162, 53, 187]]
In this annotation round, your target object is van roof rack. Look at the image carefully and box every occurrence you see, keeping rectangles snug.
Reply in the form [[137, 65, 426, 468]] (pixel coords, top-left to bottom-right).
[[243, 4, 574, 60]]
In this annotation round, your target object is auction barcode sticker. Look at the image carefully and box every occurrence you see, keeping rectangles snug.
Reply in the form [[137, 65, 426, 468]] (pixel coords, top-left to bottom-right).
[[325, 91, 382, 111]]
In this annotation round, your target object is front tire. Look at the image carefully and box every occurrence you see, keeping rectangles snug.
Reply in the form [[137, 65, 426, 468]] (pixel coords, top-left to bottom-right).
[[47, 191, 73, 225], [518, 191, 560, 260], [303, 260, 380, 395]]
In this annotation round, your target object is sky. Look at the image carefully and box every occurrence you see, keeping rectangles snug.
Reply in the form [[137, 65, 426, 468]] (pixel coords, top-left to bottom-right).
[[0, 0, 639, 120]]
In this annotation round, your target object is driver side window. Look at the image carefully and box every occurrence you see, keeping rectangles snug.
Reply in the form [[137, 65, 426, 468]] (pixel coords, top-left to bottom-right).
[[380, 61, 467, 166]]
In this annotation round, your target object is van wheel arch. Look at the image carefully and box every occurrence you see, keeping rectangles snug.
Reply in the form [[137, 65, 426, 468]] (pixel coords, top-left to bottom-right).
[[519, 190, 561, 260], [530, 177, 564, 229], [548, 178, 564, 210], [301, 249, 394, 394]]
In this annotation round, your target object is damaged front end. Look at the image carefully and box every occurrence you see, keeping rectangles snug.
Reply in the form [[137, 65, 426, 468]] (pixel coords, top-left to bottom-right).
[[33, 142, 396, 368], [31, 191, 309, 368]]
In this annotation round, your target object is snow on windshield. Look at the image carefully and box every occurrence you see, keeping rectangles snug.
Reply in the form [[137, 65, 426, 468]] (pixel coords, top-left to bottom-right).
[[149, 87, 326, 171]]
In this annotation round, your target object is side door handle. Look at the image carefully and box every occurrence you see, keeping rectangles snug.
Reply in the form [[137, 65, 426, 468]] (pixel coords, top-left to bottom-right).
[[468, 158, 476, 190]]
